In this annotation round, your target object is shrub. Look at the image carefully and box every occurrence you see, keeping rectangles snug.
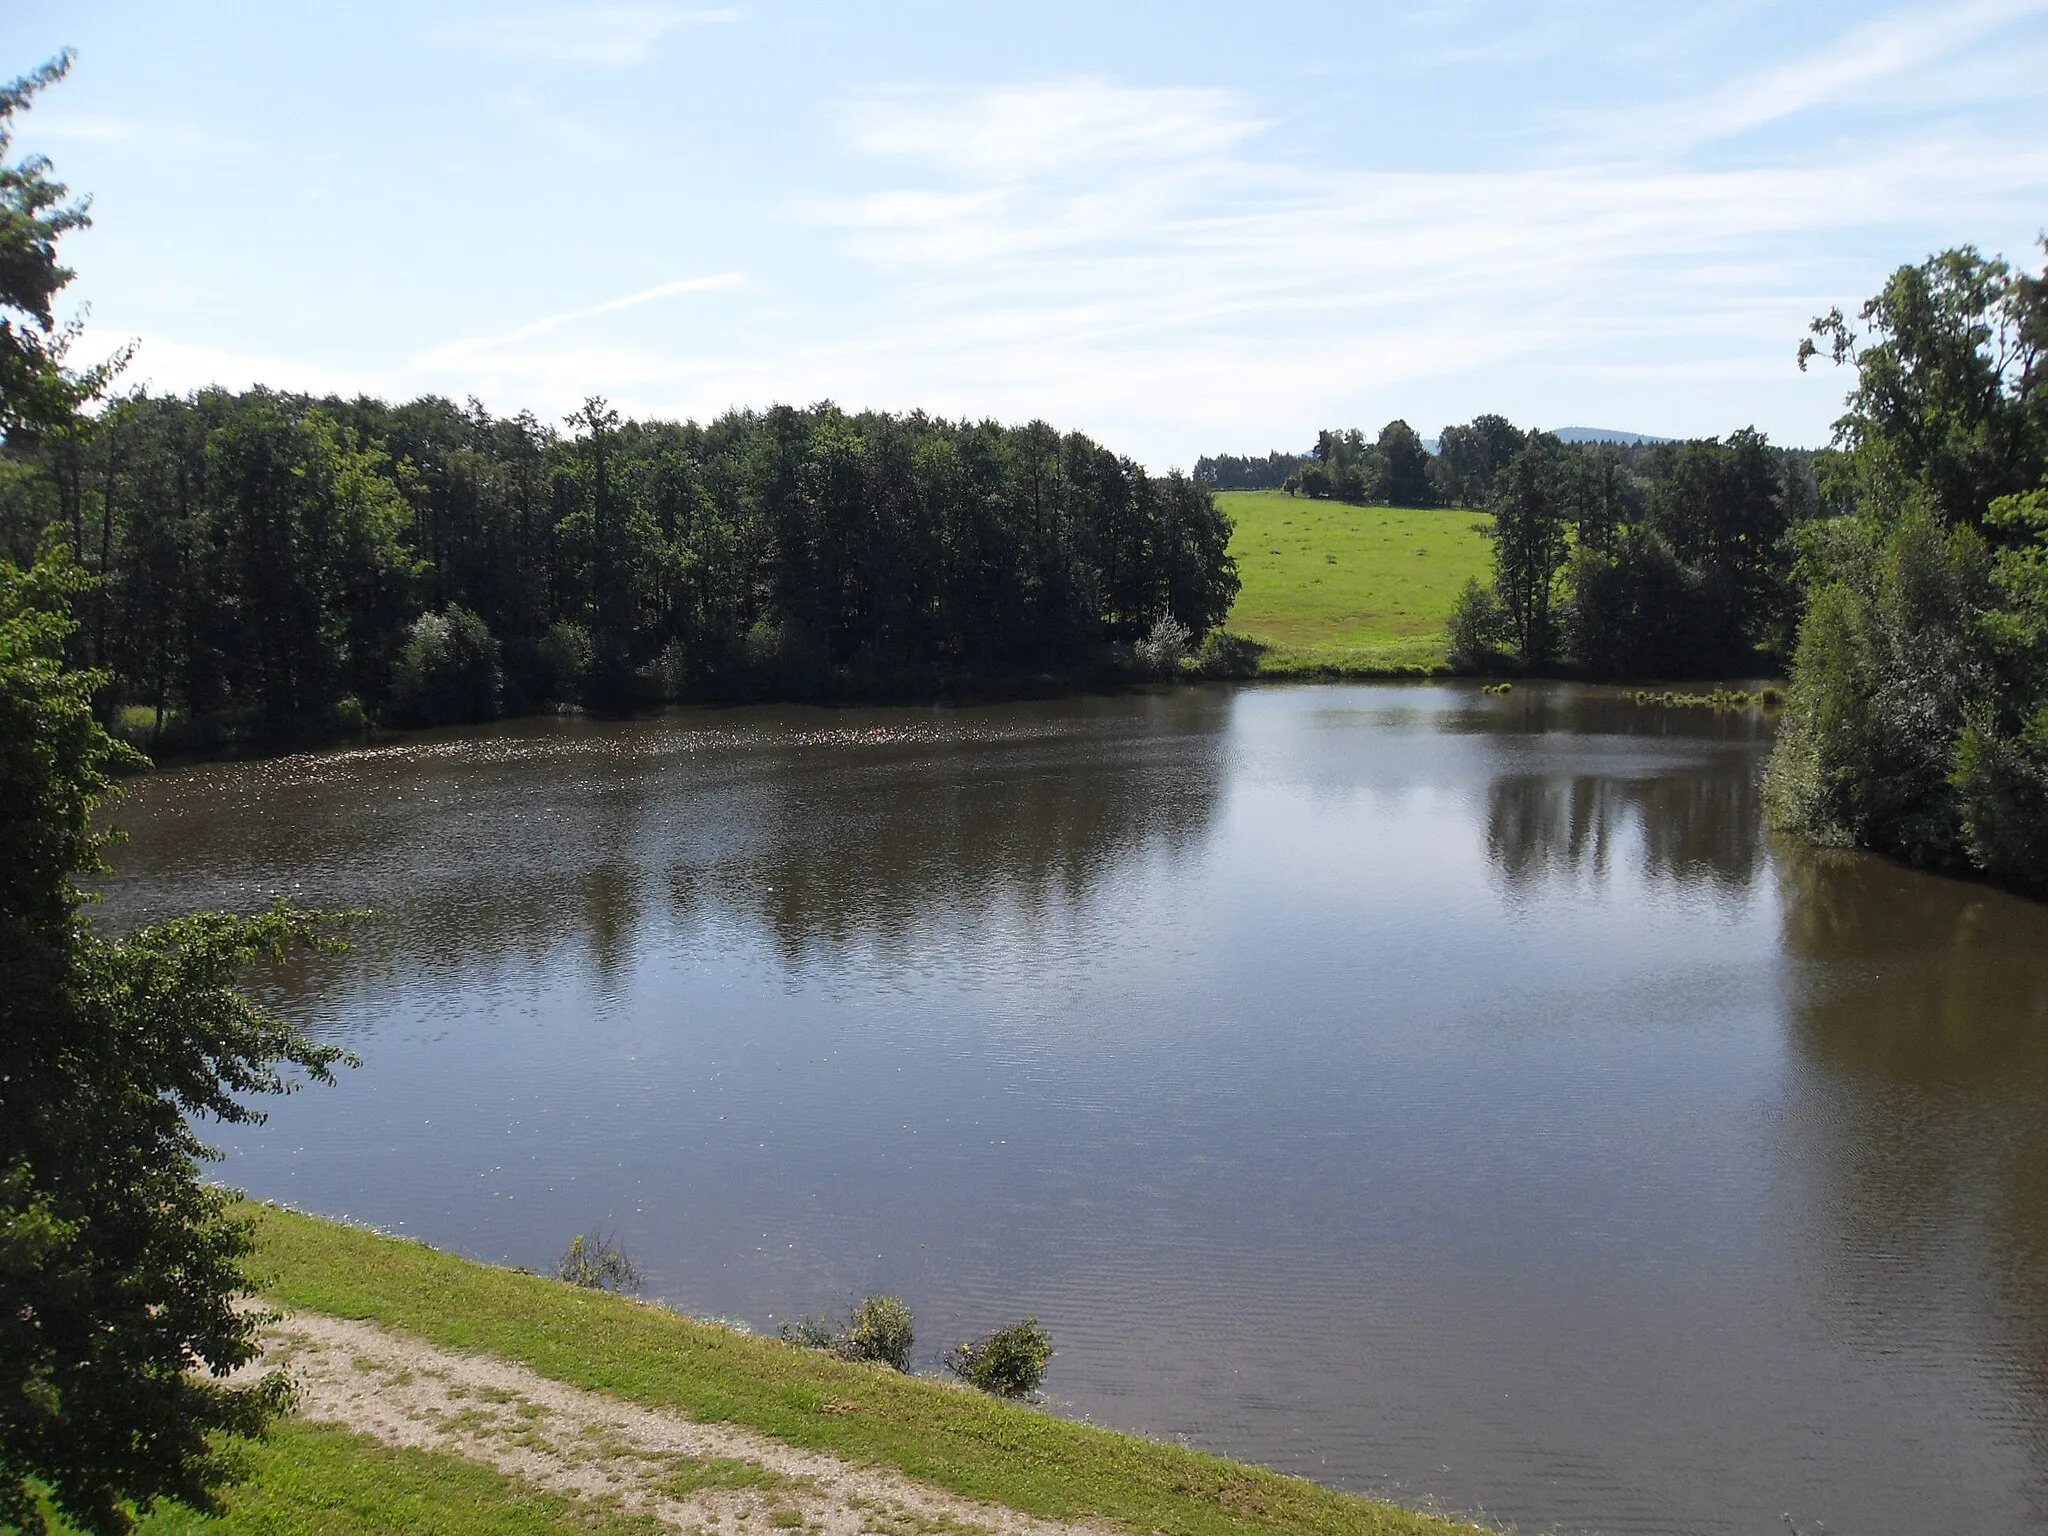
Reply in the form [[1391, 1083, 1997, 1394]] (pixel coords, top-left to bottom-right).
[[332, 695, 370, 735], [777, 1314, 843, 1350], [945, 1317, 1052, 1398], [778, 1293, 917, 1371], [390, 605, 503, 726], [1133, 612, 1192, 677], [1444, 577, 1510, 671], [843, 1294, 915, 1370], [1193, 629, 1261, 679], [552, 1230, 643, 1293]]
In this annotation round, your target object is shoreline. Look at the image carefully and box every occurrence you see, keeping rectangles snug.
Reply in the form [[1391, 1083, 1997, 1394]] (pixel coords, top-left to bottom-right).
[[233, 1200, 1487, 1536]]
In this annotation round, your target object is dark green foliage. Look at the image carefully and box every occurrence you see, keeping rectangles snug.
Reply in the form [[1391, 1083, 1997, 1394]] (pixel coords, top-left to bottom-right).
[[1564, 533, 1696, 678], [1281, 421, 1438, 507], [1764, 511, 1994, 866], [843, 1295, 916, 1372], [776, 1294, 915, 1372], [1192, 628, 1262, 679], [1488, 434, 1571, 664], [1444, 576, 1510, 671], [1952, 703, 2048, 882], [1445, 418, 1806, 678], [1770, 243, 2048, 885], [1374, 419, 1434, 508], [552, 1231, 643, 1294], [0, 55, 123, 447], [1430, 414, 1525, 508], [1, 71, 352, 1528], [1192, 450, 1306, 491], [390, 605, 503, 726], [945, 1318, 1053, 1399], [1800, 245, 2045, 528], [1, 553, 351, 1535], [7, 393, 1240, 737]]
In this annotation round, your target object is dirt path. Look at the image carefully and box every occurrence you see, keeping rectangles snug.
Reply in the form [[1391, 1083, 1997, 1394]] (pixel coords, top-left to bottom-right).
[[255, 1311, 1114, 1536]]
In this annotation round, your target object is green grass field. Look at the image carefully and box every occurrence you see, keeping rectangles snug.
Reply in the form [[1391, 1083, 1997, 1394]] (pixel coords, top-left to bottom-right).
[[123, 1421, 657, 1536], [1216, 491, 1493, 675], [80, 1203, 1480, 1536]]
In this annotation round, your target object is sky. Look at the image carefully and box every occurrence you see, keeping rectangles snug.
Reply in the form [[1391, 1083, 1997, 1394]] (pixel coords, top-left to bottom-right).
[[2, 1, 2045, 468]]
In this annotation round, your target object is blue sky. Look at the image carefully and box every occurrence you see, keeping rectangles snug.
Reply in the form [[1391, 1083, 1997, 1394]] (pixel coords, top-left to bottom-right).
[[4, 1, 2045, 466]]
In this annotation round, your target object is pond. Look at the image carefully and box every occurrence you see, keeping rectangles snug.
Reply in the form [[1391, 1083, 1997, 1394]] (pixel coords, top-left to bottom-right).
[[97, 684, 2048, 1536]]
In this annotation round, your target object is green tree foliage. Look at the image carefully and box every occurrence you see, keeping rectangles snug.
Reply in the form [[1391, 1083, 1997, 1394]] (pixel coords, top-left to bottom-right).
[[1191, 449, 1306, 490], [1375, 419, 1433, 507], [842, 1295, 915, 1372], [1563, 431, 1796, 676], [1, 60, 350, 1532], [0, 552, 351, 1535], [0, 55, 121, 446], [1769, 243, 2048, 885], [5, 391, 1240, 739], [1431, 414, 1525, 507], [1445, 576, 1510, 670], [1799, 246, 2045, 527], [945, 1318, 1053, 1398], [1437, 412, 1810, 677], [390, 604, 503, 726], [1489, 434, 1571, 663], [1281, 420, 1438, 506]]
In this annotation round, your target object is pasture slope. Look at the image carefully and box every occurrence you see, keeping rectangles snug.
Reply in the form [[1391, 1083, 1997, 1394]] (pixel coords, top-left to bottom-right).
[[84, 1204, 1484, 1536], [1216, 490, 1492, 675]]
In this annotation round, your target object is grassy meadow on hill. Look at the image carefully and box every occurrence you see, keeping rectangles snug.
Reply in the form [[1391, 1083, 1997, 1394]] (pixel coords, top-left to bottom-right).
[[1216, 491, 1493, 674]]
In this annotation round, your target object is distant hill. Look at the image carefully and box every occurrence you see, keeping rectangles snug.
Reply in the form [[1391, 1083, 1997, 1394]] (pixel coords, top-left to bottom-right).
[[1546, 427, 1675, 445]]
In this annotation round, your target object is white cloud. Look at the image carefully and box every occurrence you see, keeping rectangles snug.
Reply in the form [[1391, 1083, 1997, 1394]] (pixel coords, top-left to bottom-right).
[[409, 273, 744, 370], [433, 5, 740, 67], [842, 80, 1262, 181], [802, 48, 2048, 454], [84, 3, 2048, 465], [104, 333, 384, 403], [1575, 0, 2048, 152]]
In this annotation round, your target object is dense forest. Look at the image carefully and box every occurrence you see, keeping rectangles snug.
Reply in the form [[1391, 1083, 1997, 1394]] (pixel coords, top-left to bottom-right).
[[1443, 421, 1826, 678], [0, 390, 1241, 747]]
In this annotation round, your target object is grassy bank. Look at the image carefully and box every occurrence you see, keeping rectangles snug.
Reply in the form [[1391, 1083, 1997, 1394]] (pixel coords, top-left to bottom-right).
[[199, 1202, 1475, 1536], [123, 1421, 655, 1535], [1217, 491, 1491, 675]]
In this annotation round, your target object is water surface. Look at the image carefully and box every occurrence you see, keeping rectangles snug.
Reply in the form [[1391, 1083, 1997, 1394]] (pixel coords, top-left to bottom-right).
[[98, 684, 2048, 1536]]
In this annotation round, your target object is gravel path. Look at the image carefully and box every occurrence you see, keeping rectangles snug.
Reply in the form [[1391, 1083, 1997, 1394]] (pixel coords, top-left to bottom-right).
[[255, 1311, 1114, 1536]]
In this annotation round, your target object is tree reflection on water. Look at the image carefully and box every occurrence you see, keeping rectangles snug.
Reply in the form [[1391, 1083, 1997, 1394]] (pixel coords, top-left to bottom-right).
[[1775, 841, 2048, 1481]]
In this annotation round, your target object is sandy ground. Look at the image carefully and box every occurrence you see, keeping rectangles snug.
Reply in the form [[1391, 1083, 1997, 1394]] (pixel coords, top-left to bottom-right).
[[252, 1310, 1115, 1536]]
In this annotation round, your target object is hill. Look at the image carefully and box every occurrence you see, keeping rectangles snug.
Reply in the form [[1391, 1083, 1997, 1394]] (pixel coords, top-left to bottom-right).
[[1545, 426, 1674, 445], [1217, 490, 1493, 674]]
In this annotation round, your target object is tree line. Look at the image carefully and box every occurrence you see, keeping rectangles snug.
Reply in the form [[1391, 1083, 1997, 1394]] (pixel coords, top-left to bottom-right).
[[1190, 449, 1307, 490], [1, 389, 1241, 747], [1445, 423, 1825, 678], [1438, 241, 2048, 887]]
